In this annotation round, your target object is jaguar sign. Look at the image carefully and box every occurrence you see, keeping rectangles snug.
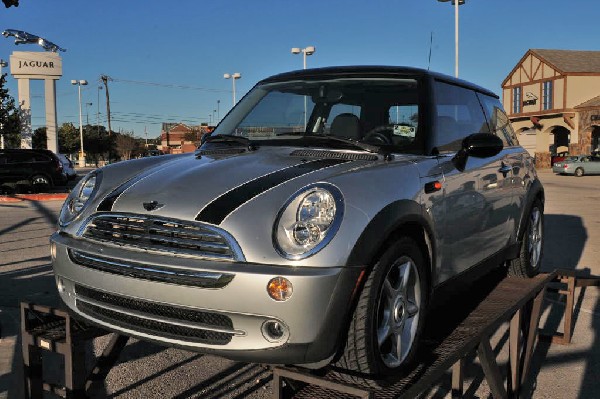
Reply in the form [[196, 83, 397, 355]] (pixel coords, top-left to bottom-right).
[[10, 51, 62, 77]]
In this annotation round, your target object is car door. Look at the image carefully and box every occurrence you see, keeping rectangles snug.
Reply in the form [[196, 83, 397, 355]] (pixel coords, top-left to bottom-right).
[[431, 81, 513, 281], [478, 94, 526, 234]]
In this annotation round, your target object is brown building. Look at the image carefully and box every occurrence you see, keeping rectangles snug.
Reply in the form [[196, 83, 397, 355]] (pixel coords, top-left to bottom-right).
[[502, 49, 600, 168], [160, 123, 210, 154]]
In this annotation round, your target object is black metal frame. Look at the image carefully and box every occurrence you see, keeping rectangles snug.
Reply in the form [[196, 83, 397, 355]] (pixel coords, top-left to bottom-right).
[[21, 303, 128, 399]]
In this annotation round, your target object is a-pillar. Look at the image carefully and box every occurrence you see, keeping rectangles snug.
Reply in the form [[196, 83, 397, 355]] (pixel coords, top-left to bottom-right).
[[17, 78, 32, 149], [45, 79, 58, 153]]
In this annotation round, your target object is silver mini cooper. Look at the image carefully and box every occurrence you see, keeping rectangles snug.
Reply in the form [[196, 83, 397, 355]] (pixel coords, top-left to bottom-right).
[[51, 66, 544, 381]]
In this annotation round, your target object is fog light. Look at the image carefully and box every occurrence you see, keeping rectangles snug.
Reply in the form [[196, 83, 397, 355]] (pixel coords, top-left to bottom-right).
[[267, 277, 293, 301], [262, 320, 288, 342]]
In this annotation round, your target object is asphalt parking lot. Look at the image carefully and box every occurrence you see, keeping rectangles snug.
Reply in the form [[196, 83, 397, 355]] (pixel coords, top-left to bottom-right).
[[0, 169, 598, 398]]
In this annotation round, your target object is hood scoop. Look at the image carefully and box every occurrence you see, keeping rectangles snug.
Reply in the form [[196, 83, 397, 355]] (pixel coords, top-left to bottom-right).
[[290, 149, 379, 161], [196, 148, 246, 157]]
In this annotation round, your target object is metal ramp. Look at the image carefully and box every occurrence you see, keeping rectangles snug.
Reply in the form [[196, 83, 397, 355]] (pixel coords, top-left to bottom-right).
[[273, 270, 599, 399]]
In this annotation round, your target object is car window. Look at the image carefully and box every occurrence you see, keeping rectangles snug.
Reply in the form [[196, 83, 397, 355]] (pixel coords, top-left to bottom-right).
[[0, 154, 7, 165], [433, 81, 489, 152], [477, 93, 518, 146], [214, 78, 422, 153], [7, 152, 34, 163]]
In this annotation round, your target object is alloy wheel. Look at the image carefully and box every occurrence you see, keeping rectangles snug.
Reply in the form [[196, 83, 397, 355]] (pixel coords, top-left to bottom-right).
[[376, 256, 421, 368]]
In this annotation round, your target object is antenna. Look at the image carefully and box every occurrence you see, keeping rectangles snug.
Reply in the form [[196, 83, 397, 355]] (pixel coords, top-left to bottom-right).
[[428, 32, 433, 71]]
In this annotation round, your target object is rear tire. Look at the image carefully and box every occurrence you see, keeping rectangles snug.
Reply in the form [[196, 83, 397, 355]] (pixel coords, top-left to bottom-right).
[[335, 237, 427, 386], [31, 174, 51, 193], [508, 199, 544, 277], [575, 167, 584, 177]]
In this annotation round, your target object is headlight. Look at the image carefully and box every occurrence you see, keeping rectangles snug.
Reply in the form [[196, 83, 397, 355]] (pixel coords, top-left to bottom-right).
[[59, 171, 102, 226], [273, 183, 344, 260]]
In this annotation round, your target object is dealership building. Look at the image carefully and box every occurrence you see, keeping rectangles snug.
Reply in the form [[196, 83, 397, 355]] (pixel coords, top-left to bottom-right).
[[502, 49, 600, 168]]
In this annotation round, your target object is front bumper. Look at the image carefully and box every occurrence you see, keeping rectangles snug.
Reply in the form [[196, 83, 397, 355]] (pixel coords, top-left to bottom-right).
[[50, 232, 362, 364]]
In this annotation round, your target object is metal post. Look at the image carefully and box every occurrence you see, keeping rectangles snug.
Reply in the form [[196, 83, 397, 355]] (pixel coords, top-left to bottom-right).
[[455, 0, 459, 77], [77, 84, 85, 166]]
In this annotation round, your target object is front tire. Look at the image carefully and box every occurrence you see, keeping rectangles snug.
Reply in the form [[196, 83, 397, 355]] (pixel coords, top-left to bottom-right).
[[336, 237, 427, 385], [508, 199, 544, 277]]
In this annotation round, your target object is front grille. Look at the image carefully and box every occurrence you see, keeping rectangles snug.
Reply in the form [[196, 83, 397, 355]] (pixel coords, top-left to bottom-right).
[[69, 249, 235, 288], [81, 213, 240, 260], [75, 285, 234, 345]]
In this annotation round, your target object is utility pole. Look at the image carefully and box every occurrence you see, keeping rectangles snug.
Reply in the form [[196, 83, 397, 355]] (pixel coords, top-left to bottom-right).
[[101, 75, 112, 136]]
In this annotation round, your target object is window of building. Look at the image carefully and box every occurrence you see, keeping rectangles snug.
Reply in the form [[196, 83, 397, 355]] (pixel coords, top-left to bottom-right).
[[543, 81, 553, 110], [513, 87, 522, 114]]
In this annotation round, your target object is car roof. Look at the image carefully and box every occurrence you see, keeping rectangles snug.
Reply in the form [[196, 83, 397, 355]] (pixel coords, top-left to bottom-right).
[[259, 66, 498, 98]]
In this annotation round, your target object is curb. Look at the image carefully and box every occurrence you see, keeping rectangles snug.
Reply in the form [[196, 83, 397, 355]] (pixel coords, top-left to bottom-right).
[[0, 193, 68, 203]]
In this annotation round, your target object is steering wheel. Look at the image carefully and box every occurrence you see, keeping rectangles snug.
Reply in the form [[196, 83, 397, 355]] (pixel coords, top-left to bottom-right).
[[363, 125, 394, 145]]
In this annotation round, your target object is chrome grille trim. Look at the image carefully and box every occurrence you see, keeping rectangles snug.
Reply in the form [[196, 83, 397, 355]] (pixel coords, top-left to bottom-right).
[[68, 249, 235, 288], [79, 212, 244, 261]]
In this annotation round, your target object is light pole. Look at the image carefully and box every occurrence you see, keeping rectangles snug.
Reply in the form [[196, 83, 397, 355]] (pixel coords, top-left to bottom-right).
[[438, 0, 465, 78], [291, 46, 315, 69], [217, 100, 220, 122], [85, 102, 92, 125], [0, 59, 7, 150], [71, 79, 88, 167], [291, 46, 316, 128], [224, 73, 241, 107]]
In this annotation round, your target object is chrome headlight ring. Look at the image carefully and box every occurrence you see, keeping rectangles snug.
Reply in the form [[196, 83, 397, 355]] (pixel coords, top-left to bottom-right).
[[273, 183, 344, 260], [59, 170, 102, 227]]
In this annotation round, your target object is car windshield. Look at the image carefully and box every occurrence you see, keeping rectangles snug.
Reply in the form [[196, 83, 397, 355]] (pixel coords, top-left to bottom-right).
[[210, 77, 420, 153]]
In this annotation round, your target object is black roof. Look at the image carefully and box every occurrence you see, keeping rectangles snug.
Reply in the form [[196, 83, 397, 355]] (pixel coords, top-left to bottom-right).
[[260, 66, 497, 98]]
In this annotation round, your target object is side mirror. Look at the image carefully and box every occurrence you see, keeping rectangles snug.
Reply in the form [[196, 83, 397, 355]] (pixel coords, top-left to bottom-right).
[[452, 133, 503, 172], [462, 133, 503, 158]]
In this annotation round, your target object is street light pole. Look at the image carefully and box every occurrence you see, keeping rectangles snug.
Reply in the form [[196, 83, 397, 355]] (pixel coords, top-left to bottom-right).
[[0, 59, 7, 150], [438, 0, 465, 78], [224, 73, 241, 107], [291, 46, 316, 128], [71, 79, 88, 167]]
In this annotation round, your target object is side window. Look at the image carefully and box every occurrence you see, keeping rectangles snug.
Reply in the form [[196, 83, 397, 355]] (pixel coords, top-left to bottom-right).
[[0, 154, 7, 165], [477, 94, 518, 146], [433, 81, 489, 152]]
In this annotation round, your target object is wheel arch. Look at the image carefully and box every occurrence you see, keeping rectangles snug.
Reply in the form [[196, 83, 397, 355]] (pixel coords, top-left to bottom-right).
[[515, 178, 545, 243], [346, 200, 435, 295]]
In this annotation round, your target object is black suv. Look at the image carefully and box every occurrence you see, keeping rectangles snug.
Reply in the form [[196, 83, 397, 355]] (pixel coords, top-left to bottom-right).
[[0, 149, 68, 192]]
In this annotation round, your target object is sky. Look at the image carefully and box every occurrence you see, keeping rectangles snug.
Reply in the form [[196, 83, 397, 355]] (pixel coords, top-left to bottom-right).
[[2, 0, 600, 139]]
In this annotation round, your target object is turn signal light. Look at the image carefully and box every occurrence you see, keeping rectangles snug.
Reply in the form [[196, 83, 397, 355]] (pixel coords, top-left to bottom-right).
[[267, 277, 293, 301]]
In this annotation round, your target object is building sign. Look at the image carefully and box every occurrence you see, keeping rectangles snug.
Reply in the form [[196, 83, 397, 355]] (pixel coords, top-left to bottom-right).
[[523, 99, 537, 106], [9, 51, 62, 77]]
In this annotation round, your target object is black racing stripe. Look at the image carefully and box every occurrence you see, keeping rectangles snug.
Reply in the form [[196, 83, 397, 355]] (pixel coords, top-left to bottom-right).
[[195, 159, 349, 225], [97, 168, 161, 212]]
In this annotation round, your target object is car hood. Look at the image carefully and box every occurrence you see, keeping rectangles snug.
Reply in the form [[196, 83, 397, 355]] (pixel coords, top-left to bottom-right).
[[103, 147, 374, 224]]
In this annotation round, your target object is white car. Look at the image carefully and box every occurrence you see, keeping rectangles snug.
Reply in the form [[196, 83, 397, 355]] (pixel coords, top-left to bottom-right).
[[57, 154, 76, 180]]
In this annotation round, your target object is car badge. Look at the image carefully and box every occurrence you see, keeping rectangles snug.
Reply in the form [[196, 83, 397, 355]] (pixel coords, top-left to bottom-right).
[[143, 200, 164, 212]]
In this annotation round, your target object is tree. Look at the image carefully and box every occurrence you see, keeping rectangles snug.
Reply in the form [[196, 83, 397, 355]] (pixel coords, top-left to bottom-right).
[[115, 131, 139, 160], [58, 122, 80, 154], [0, 73, 22, 148], [33, 127, 47, 149]]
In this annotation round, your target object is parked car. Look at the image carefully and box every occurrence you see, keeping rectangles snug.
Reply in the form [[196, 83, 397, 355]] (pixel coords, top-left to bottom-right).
[[552, 155, 600, 176], [550, 151, 569, 166], [57, 154, 77, 180], [50, 67, 544, 384], [0, 149, 68, 192]]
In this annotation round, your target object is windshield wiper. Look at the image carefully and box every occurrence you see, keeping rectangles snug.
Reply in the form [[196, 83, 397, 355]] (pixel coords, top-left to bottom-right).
[[299, 135, 381, 153]]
